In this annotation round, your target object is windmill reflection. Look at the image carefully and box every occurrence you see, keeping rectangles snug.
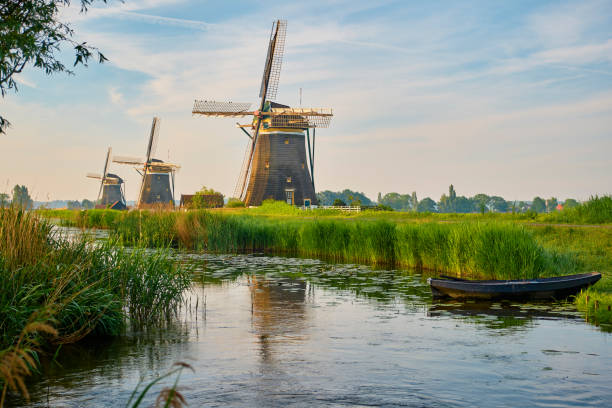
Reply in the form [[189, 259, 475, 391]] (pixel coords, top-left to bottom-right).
[[248, 275, 312, 364]]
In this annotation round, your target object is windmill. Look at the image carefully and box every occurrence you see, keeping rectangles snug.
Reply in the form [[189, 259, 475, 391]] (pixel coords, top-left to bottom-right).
[[113, 117, 180, 209], [192, 20, 333, 207], [86, 147, 127, 210]]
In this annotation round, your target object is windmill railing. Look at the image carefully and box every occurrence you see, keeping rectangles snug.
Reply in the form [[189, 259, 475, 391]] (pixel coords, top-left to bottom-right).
[[301, 205, 362, 212]]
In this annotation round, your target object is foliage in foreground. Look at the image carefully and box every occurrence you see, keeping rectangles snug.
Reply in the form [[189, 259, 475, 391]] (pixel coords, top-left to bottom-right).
[[0, 208, 190, 403], [1, 0, 110, 133]]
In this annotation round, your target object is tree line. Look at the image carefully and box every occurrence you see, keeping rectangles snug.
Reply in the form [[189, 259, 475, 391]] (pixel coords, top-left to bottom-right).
[[0, 185, 96, 210], [318, 186, 579, 213], [378, 185, 579, 213]]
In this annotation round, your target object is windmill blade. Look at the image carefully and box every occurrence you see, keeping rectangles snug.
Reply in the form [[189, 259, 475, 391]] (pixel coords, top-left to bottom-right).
[[238, 20, 287, 200], [137, 168, 147, 209], [192, 100, 252, 116], [113, 156, 145, 165], [145, 117, 161, 163], [233, 139, 254, 199], [102, 147, 112, 177], [98, 147, 112, 202], [86, 173, 102, 179], [269, 107, 333, 128], [259, 20, 287, 102]]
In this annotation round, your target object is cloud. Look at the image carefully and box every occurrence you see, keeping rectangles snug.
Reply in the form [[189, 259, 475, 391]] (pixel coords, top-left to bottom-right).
[[5, 0, 612, 201], [13, 75, 37, 89], [108, 87, 124, 105]]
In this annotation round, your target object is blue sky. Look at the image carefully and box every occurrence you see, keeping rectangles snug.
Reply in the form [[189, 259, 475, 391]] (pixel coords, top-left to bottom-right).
[[1, 0, 611, 202]]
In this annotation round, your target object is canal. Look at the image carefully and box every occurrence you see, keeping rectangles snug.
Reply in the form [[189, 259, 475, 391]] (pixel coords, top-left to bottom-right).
[[23, 251, 612, 407]]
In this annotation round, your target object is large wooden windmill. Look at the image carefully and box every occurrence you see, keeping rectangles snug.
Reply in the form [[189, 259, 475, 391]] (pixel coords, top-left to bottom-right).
[[86, 147, 127, 210], [192, 20, 333, 207], [113, 117, 180, 209]]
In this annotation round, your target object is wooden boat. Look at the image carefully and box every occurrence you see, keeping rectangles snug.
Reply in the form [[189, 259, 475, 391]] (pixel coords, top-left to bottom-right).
[[428, 272, 601, 300]]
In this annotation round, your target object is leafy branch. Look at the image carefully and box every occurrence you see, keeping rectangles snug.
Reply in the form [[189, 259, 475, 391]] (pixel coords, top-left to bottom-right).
[[0, 0, 114, 134]]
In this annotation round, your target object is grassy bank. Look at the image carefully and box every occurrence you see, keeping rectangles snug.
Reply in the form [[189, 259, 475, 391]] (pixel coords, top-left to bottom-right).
[[37, 201, 612, 327], [38, 195, 612, 226], [61, 209, 578, 280], [532, 225, 612, 328], [0, 208, 190, 403]]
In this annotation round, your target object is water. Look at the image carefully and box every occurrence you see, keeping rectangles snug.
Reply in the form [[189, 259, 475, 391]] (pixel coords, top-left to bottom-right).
[[21, 252, 612, 407]]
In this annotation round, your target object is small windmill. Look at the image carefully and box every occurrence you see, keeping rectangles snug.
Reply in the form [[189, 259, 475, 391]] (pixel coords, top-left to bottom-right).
[[192, 20, 333, 207], [113, 117, 180, 209], [86, 147, 127, 210]]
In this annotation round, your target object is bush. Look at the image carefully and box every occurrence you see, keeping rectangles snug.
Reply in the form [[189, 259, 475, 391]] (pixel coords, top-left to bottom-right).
[[226, 198, 245, 208]]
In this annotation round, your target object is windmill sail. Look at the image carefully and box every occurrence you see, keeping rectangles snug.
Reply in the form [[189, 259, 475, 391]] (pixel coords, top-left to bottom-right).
[[113, 156, 145, 165], [98, 147, 112, 201], [192, 101, 252, 116], [233, 139, 255, 199], [237, 20, 287, 200], [137, 117, 160, 208], [259, 19, 286, 102]]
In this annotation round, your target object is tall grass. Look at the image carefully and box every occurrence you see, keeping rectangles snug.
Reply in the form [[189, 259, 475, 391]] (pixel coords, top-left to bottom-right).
[[0, 208, 190, 403], [101, 210, 578, 280], [542, 195, 612, 224]]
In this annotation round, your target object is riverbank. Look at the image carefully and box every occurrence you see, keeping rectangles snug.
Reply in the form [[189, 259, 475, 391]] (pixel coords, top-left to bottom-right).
[[0, 208, 190, 404], [37, 203, 612, 327]]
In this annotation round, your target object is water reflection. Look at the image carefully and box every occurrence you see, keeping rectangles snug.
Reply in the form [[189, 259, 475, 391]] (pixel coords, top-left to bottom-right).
[[249, 276, 310, 363], [16, 248, 612, 407], [428, 300, 582, 332]]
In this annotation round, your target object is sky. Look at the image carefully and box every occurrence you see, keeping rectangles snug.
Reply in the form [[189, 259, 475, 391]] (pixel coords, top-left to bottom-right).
[[1, 0, 611, 203]]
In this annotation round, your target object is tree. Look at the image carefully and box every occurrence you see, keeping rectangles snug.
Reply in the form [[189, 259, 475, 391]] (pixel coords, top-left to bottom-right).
[[67, 200, 81, 209], [517, 201, 529, 213], [438, 185, 459, 213], [192, 186, 224, 209], [546, 197, 558, 212], [437, 194, 450, 213], [489, 196, 508, 213], [473, 194, 490, 213], [347, 195, 361, 207], [531, 197, 546, 213], [1, 0, 111, 133], [377, 192, 382, 204], [81, 199, 94, 209], [379, 192, 411, 211], [0, 193, 10, 207], [411, 191, 418, 212], [449, 184, 456, 201], [333, 198, 346, 206], [316, 190, 374, 206], [12, 185, 33, 209], [417, 197, 437, 213], [563, 198, 579, 209], [454, 196, 474, 213]]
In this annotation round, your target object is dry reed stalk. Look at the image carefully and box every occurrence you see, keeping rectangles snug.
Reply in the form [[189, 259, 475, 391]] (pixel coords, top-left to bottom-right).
[[0, 310, 58, 406]]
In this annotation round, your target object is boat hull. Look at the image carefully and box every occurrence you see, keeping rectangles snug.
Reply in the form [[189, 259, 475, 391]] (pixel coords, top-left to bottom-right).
[[428, 272, 601, 300]]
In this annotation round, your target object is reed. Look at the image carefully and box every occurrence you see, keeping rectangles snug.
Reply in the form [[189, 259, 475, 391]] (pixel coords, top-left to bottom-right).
[[541, 195, 612, 224], [98, 209, 578, 280], [0, 208, 190, 403]]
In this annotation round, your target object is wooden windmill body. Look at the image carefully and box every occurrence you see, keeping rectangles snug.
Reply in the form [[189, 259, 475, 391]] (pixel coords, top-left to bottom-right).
[[192, 20, 332, 207], [86, 147, 127, 210], [113, 118, 180, 209]]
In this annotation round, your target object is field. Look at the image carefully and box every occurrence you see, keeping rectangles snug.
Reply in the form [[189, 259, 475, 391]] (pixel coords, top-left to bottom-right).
[[37, 198, 612, 328]]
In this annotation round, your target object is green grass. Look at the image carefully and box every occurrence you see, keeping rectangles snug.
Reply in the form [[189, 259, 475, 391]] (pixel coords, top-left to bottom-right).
[[0, 208, 190, 402], [85, 210, 577, 280], [530, 225, 612, 329], [36, 199, 612, 327]]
